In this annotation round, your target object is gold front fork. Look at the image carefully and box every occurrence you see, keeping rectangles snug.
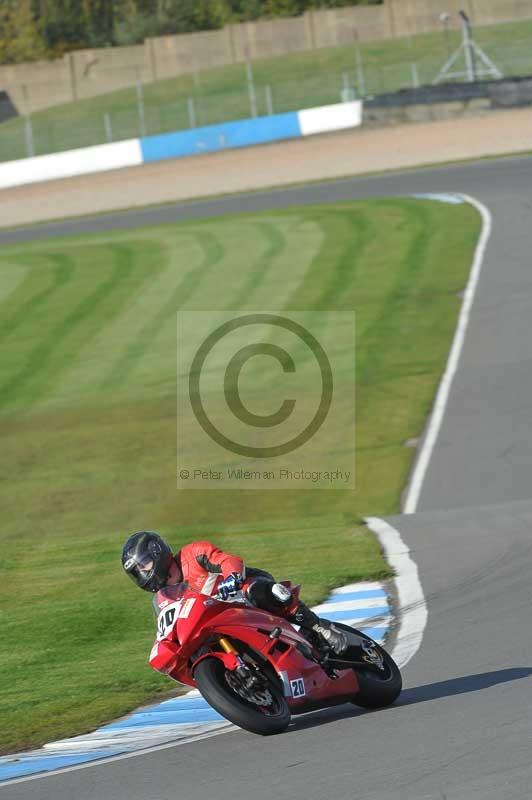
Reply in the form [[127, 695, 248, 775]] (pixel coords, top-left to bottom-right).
[[219, 636, 238, 654]]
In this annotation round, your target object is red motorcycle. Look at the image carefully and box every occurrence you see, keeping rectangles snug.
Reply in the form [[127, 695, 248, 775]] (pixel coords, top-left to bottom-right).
[[149, 582, 402, 735]]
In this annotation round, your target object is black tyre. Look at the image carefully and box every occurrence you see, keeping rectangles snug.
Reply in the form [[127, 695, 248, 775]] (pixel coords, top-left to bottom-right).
[[335, 624, 402, 709], [193, 656, 291, 736]]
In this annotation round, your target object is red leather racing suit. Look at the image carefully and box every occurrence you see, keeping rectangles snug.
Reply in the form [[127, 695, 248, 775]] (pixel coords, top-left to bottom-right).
[[151, 541, 346, 655], [174, 540, 245, 597]]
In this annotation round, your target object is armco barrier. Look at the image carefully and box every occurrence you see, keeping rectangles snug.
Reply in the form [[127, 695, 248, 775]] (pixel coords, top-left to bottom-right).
[[0, 101, 362, 191]]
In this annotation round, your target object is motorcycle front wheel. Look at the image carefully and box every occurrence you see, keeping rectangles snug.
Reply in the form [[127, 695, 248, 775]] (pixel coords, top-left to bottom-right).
[[194, 656, 291, 736]]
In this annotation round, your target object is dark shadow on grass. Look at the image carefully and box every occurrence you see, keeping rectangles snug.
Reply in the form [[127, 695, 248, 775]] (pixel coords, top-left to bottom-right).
[[287, 668, 532, 732]]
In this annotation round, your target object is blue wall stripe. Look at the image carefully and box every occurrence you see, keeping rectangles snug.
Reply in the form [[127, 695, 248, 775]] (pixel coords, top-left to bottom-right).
[[140, 112, 301, 164]]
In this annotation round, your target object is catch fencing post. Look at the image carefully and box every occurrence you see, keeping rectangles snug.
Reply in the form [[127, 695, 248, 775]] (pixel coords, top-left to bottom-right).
[[24, 116, 35, 158], [187, 97, 197, 128], [265, 85, 274, 116], [135, 67, 147, 137], [410, 62, 420, 88], [341, 73, 356, 102], [104, 112, 113, 142], [21, 84, 35, 157], [355, 47, 366, 97], [246, 61, 258, 118]]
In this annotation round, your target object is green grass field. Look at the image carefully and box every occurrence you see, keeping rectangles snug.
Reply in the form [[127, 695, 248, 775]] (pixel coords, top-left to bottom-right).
[[0, 197, 480, 753], [1, 17, 531, 161]]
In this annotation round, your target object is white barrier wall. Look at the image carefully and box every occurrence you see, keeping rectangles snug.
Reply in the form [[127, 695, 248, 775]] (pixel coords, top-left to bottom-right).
[[0, 140, 143, 190], [0, 102, 363, 192], [298, 101, 363, 137]]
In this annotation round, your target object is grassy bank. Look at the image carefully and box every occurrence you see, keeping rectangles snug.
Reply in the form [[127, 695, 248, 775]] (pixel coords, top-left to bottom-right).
[[1, 17, 531, 161], [0, 197, 480, 752]]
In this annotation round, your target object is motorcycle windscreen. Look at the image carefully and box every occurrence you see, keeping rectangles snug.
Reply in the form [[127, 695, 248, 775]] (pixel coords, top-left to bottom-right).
[[152, 583, 188, 615]]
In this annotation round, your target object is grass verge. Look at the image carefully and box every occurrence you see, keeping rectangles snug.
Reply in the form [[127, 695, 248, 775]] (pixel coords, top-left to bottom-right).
[[0, 197, 480, 752]]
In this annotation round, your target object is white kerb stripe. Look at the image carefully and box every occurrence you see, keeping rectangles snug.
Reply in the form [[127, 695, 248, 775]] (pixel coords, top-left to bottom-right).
[[331, 582, 384, 594], [0, 139, 143, 190], [312, 597, 388, 613], [339, 615, 392, 627], [365, 517, 427, 669], [298, 101, 362, 137]]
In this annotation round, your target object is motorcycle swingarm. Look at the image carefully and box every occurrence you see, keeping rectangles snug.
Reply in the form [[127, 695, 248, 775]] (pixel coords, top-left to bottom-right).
[[327, 656, 383, 674], [326, 634, 386, 674]]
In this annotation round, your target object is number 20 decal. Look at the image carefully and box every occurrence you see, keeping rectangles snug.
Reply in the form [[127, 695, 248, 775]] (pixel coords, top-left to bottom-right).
[[156, 599, 197, 640], [157, 604, 177, 640], [290, 677, 305, 697]]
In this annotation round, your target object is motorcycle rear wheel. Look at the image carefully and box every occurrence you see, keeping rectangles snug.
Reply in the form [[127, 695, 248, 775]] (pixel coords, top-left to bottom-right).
[[335, 624, 402, 709], [194, 656, 291, 736]]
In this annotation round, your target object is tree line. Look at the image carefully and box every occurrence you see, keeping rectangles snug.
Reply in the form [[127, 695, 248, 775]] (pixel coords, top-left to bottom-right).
[[0, 0, 381, 64]]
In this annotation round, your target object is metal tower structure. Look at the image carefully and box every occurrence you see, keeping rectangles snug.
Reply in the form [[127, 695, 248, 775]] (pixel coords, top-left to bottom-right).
[[433, 11, 503, 84]]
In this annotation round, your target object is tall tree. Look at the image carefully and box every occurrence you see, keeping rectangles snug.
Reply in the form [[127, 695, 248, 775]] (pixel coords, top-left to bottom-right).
[[263, 0, 305, 16], [227, 0, 263, 21], [0, 0, 47, 64], [3, 0, 385, 62], [40, 0, 88, 53], [163, 0, 229, 32], [85, 0, 115, 45]]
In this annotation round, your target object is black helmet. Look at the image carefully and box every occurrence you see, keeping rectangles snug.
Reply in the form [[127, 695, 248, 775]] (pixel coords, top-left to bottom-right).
[[121, 531, 173, 593]]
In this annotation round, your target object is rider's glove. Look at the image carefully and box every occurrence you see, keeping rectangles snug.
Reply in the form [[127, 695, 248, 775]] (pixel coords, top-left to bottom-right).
[[218, 572, 243, 600]]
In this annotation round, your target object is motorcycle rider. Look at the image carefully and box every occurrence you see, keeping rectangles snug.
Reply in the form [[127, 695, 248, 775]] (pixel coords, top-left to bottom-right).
[[121, 530, 347, 655]]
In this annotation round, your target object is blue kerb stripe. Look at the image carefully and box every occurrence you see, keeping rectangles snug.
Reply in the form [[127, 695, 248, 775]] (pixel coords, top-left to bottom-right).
[[0, 750, 123, 781], [104, 695, 210, 718], [140, 112, 301, 164], [104, 706, 223, 729], [328, 589, 387, 602], [357, 625, 390, 639], [324, 606, 389, 621], [356, 626, 388, 640]]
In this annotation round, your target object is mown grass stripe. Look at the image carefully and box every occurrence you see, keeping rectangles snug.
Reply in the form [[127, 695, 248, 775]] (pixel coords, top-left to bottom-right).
[[51, 236, 185, 406], [101, 231, 225, 389], [356, 200, 433, 377], [0, 263, 28, 307], [0, 252, 74, 343], [226, 221, 286, 311], [0, 244, 138, 408]]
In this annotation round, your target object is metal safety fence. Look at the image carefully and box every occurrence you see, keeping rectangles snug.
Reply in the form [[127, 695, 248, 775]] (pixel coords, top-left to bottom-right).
[[2, 19, 532, 164]]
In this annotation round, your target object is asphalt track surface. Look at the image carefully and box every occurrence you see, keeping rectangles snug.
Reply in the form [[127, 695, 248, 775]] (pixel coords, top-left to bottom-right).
[[3, 156, 532, 799]]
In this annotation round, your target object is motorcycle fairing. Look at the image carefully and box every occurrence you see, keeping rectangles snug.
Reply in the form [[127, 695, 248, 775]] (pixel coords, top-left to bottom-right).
[[149, 588, 361, 713]]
